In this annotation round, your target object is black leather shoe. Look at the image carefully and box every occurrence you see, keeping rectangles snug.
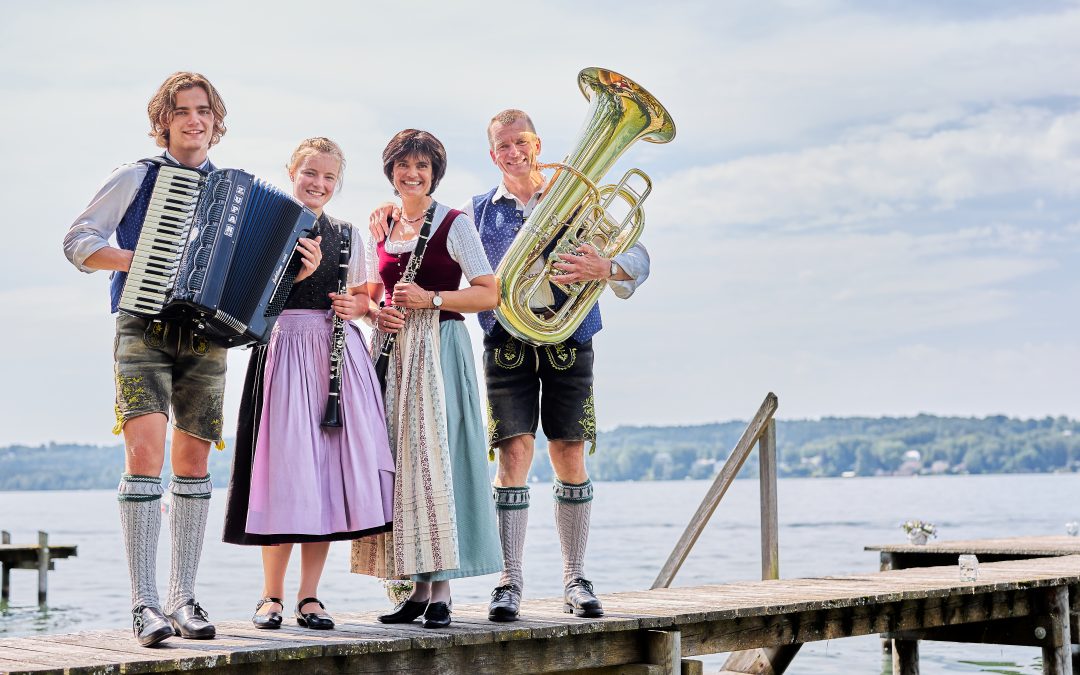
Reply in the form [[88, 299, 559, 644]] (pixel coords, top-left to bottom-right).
[[252, 597, 283, 629], [295, 597, 334, 630], [132, 605, 173, 647], [167, 599, 216, 639], [488, 584, 522, 622], [377, 598, 428, 624], [564, 578, 604, 618], [423, 600, 452, 629]]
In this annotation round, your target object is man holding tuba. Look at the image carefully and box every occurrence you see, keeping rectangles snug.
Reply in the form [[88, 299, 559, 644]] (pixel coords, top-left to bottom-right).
[[469, 109, 650, 622]]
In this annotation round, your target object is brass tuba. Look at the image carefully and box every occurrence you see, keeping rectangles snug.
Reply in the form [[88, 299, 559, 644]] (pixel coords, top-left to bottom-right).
[[494, 67, 676, 345]]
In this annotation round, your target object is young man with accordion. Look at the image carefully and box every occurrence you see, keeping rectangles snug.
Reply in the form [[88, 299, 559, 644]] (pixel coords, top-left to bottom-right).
[[62, 72, 319, 647]]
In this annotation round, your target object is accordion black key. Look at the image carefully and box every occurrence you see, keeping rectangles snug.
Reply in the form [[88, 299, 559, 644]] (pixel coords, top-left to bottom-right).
[[119, 164, 317, 346]]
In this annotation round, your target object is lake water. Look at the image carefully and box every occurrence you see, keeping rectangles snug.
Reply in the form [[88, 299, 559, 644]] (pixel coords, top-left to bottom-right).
[[1, 473, 1077, 673]]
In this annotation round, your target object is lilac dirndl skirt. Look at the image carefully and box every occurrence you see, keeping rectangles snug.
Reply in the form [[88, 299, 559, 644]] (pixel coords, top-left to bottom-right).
[[244, 310, 395, 539]]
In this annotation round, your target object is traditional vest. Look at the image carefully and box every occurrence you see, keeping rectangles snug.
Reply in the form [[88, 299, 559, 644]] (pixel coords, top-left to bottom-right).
[[108, 156, 216, 314], [375, 209, 465, 322], [472, 187, 602, 343]]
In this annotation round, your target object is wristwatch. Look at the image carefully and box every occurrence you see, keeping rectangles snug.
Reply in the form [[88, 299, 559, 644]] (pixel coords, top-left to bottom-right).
[[609, 260, 620, 279], [432, 291, 443, 308]]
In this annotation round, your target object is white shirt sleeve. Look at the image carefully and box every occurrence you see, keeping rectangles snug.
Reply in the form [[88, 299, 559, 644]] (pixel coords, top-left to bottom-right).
[[62, 163, 147, 272], [609, 241, 650, 299], [345, 224, 367, 288], [446, 212, 494, 281], [459, 198, 475, 220], [364, 230, 381, 286]]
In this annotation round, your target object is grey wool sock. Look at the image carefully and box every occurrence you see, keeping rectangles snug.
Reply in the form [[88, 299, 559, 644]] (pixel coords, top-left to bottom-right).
[[117, 474, 164, 610], [493, 486, 530, 590], [165, 474, 211, 613], [553, 479, 593, 585]]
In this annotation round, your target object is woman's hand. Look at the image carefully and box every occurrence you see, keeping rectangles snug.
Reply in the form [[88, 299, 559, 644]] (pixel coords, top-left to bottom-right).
[[392, 282, 435, 309], [292, 236, 323, 283], [328, 291, 361, 321], [375, 306, 406, 334], [368, 202, 400, 240]]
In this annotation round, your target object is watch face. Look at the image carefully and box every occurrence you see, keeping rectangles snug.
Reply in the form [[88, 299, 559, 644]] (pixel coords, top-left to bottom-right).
[[433, 294, 443, 307]]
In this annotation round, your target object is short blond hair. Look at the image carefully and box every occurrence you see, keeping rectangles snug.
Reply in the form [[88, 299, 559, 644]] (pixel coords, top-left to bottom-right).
[[146, 72, 227, 149], [486, 109, 536, 147]]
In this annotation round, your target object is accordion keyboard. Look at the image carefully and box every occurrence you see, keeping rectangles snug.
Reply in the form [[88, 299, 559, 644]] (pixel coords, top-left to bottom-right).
[[119, 165, 204, 315]]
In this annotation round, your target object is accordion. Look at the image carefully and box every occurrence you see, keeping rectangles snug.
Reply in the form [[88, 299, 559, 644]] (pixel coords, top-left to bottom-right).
[[119, 162, 316, 346]]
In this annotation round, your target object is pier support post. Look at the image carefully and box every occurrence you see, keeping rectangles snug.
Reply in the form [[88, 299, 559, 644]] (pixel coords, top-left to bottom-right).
[[645, 629, 681, 675], [36, 530, 48, 605], [891, 639, 919, 675], [1, 530, 9, 602], [1040, 587, 1071, 675], [759, 418, 779, 581]]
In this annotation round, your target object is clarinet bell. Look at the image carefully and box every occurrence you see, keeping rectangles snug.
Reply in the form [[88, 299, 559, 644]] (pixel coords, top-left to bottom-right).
[[320, 398, 342, 428]]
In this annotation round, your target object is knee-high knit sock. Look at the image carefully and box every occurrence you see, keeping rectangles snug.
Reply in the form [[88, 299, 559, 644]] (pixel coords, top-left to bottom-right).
[[118, 474, 164, 610], [493, 486, 530, 591], [553, 479, 593, 585], [165, 474, 212, 613]]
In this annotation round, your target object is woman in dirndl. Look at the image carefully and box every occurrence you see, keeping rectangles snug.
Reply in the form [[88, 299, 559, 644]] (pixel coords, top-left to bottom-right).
[[351, 129, 502, 628], [223, 137, 395, 630]]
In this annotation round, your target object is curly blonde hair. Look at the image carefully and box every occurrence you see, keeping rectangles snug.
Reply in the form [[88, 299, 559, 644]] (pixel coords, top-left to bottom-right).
[[146, 72, 227, 149], [286, 137, 346, 182]]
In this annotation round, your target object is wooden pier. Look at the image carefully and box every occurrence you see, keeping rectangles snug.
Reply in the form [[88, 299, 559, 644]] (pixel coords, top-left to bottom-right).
[[868, 535, 1080, 572], [0, 555, 1078, 675], [0, 531, 77, 605]]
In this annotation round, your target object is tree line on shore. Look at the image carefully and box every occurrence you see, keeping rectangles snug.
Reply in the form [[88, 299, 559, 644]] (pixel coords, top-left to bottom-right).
[[2, 414, 1078, 490]]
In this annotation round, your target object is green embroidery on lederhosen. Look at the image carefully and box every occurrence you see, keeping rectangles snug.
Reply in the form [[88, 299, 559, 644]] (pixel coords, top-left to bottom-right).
[[112, 375, 150, 435], [190, 333, 211, 356], [494, 337, 526, 369], [544, 342, 576, 371], [580, 386, 597, 455], [486, 400, 499, 461], [142, 320, 168, 349]]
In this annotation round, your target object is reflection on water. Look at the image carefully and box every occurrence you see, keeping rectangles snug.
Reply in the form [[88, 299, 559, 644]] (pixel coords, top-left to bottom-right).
[[3, 473, 1075, 674]]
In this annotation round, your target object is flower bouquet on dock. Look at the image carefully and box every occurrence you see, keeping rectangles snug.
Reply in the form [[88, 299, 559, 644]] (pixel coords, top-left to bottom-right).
[[383, 579, 414, 605], [901, 520, 937, 545]]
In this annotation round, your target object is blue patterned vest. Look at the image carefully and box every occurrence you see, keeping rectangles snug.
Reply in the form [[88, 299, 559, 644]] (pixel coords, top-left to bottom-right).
[[108, 156, 214, 313], [473, 186, 602, 343]]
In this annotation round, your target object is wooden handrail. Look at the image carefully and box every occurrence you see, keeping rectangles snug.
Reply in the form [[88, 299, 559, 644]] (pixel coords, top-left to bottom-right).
[[652, 392, 779, 589]]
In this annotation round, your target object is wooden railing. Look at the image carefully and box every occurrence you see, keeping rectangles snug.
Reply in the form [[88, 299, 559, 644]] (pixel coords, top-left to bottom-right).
[[652, 392, 779, 589], [652, 392, 800, 674]]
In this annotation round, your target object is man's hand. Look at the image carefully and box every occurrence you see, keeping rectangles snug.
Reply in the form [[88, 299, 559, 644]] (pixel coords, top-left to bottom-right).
[[368, 202, 400, 240], [550, 243, 610, 284], [292, 236, 323, 283]]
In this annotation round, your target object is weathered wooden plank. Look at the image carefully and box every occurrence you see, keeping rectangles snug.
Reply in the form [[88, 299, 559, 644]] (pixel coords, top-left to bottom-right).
[[758, 417, 779, 582], [867, 536, 1080, 556]]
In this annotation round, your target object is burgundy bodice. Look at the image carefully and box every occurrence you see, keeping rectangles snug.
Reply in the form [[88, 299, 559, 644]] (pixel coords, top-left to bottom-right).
[[376, 209, 465, 321]]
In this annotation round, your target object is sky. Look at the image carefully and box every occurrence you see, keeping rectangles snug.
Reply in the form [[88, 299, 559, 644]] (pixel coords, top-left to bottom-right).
[[2, 0, 1079, 446]]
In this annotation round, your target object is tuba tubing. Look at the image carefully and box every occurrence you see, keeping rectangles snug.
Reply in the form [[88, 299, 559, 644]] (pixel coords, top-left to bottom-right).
[[493, 67, 675, 345]]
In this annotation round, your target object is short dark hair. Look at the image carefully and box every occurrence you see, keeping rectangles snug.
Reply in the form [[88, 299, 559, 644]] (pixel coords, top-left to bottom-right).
[[381, 129, 447, 195]]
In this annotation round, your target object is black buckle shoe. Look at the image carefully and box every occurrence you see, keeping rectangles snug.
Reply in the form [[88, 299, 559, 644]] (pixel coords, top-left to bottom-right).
[[252, 596, 283, 629], [564, 578, 604, 618], [378, 597, 428, 624], [295, 597, 334, 630], [132, 605, 173, 647], [488, 584, 522, 622], [423, 600, 452, 629], [168, 599, 216, 639]]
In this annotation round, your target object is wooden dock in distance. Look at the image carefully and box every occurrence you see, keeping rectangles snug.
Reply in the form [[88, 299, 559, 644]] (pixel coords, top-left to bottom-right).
[[0, 531, 77, 605], [1, 555, 1079, 675], [868, 535, 1080, 571]]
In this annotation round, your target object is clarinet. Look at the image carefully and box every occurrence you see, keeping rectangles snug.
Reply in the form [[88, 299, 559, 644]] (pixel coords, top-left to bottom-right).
[[321, 225, 351, 428], [373, 206, 435, 391]]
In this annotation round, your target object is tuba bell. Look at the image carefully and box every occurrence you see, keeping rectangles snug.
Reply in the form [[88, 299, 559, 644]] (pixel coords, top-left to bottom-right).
[[494, 67, 676, 345]]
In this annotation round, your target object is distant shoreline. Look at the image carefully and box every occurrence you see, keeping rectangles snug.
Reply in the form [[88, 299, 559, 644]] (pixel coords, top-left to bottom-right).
[[3, 413, 1078, 489]]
